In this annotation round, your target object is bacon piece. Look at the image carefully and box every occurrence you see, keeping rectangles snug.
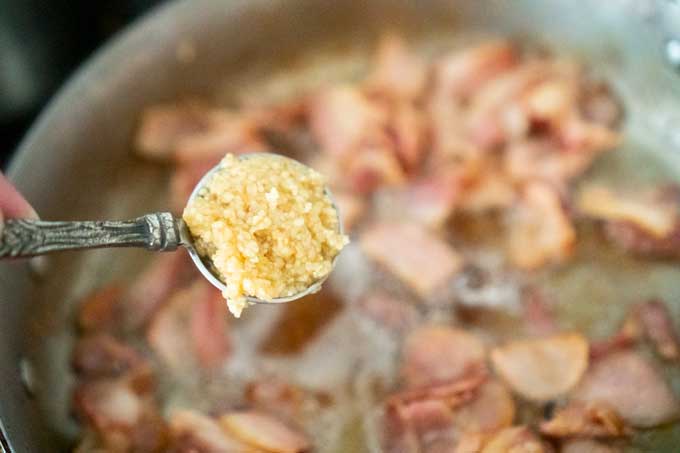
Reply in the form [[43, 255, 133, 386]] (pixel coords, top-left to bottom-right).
[[435, 41, 518, 100], [245, 380, 306, 420], [390, 163, 463, 228], [123, 251, 194, 330], [77, 285, 124, 333], [190, 283, 232, 369], [167, 410, 255, 453], [345, 146, 405, 194], [385, 398, 456, 452], [173, 119, 265, 165], [136, 101, 262, 163], [525, 79, 577, 123], [400, 326, 486, 388], [507, 182, 575, 270], [73, 378, 167, 453], [521, 288, 559, 337], [332, 190, 366, 233], [383, 373, 487, 453], [505, 139, 601, 186], [147, 280, 231, 371], [573, 350, 680, 427], [361, 223, 463, 297], [169, 158, 219, 213], [453, 379, 516, 436], [577, 185, 677, 239], [561, 439, 622, 453], [480, 426, 551, 453], [388, 101, 428, 171], [589, 311, 641, 361], [491, 332, 589, 402], [428, 86, 479, 161], [466, 60, 558, 150], [557, 116, 620, 154], [636, 299, 680, 361], [358, 292, 419, 333], [540, 401, 630, 438], [220, 411, 310, 453], [135, 102, 220, 161], [308, 85, 385, 158], [367, 34, 428, 101], [459, 161, 516, 213], [604, 220, 680, 259], [72, 334, 147, 379]]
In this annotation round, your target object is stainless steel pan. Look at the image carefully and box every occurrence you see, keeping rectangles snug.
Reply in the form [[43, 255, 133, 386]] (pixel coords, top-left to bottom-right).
[[3, 0, 680, 451]]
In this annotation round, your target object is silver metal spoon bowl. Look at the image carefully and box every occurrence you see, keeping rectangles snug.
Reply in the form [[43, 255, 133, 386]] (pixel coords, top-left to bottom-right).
[[0, 152, 343, 305]]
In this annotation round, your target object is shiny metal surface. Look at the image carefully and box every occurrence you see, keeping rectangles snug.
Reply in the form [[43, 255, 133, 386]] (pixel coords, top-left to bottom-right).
[[2, 0, 680, 451], [0, 212, 180, 258]]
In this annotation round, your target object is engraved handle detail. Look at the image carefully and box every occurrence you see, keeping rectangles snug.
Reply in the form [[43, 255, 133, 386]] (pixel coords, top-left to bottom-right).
[[0, 212, 181, 258]]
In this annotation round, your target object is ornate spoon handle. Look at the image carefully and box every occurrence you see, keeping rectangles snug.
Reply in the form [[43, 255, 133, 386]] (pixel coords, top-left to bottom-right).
[[0, 212, 182, 258]]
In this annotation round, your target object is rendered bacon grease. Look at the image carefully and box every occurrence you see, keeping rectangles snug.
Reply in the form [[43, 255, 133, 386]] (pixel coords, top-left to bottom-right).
[[67, 35, 680, 453], [183, 153, 348, 317]]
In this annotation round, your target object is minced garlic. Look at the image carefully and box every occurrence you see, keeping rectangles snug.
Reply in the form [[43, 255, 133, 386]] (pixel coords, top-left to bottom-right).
[[183, 153, 349, 317]]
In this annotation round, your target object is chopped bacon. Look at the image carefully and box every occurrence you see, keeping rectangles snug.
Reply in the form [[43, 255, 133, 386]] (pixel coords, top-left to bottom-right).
[[388, 101, 428, 171], [361, 223, 464, 298], [458, 161, 516, 213], [308, 85, 386, 159], [169, 158, 220, 213], [434, 41, 518, 100], [636, 299, 680, 361], [332, 190, 366, 232], [147, 280, 231, 371], [466, 60, 556, 150], [400, 326, 486, 388], [491, 332, 589, 401], [190, 283, 232, 369], [389, 372, 486, 408], [220, 411, 310, 453], [521, 288, 559, 337], [573, 350, 680, 427], [480, 426, 552, 453], [245, 380, 306, 420], [77, 285, 124, 333], [345, 145, 405, 194], [167, 410, 254, 453], [589, 311, 641, 361], [123, 251, 194, 330], [173, 120, 265, 165], [603, 220, 680, 259], [507, 181, 576, 270], [136, 101, 263, 164], [383, 373, 487, 453], [72, 334, 148, 379], [504, 139, 600, 186], [540, 401, 630, 438], [577, 185, 678, 238], [135, 101, 221, 161], [557, 116, 620, 154], [367, 34, 428, 101], [525, 79, 577, 123], [73, 378, 167, 453], [452, 379, 516, 436], [390, 163, 463, 228], [561, 439, 622, 453], [358, 292, 419, 333]]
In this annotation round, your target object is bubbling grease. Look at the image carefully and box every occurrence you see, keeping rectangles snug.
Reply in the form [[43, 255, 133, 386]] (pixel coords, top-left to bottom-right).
[[183, 153, 349, 317]]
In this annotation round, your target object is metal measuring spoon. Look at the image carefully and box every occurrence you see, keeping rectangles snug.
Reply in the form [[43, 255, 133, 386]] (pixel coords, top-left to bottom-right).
[[0, 153, 343, 305]]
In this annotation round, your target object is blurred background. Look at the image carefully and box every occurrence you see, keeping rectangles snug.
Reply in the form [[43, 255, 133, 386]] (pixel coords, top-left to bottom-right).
[[0, 0, 164, 167]]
